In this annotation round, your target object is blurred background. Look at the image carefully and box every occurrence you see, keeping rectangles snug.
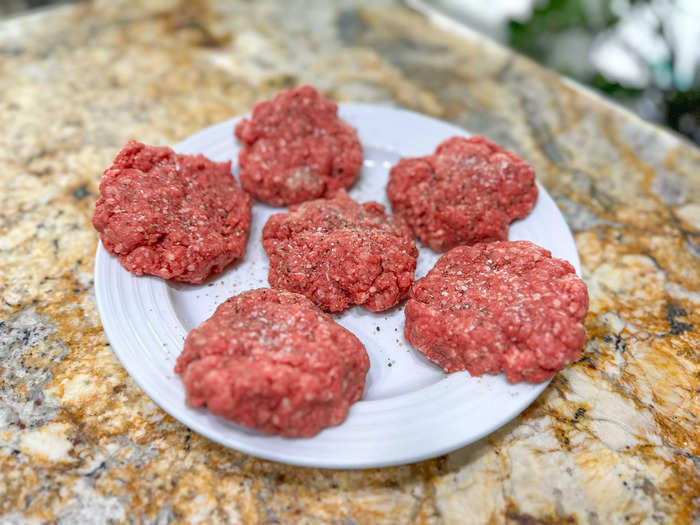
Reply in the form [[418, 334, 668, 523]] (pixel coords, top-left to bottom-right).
[[410, 0, 700, 145], [3, 0, 699, 144]]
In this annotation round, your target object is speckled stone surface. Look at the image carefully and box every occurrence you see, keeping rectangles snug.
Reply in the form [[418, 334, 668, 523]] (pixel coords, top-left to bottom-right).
[[0, 1, 698, 523]]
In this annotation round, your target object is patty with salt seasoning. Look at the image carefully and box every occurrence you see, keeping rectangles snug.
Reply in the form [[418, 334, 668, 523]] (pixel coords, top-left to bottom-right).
[[235, 85, 363, 206], [93, 140, 252, 284], [387, 136, 538, 252], [174, 288, 369, 437], [263, 190, 418, 313], [405, 241, 588, 383]]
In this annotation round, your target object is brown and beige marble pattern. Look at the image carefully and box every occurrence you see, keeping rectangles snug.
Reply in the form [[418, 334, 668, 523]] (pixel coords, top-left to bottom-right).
[[0, 0, 698, 523]]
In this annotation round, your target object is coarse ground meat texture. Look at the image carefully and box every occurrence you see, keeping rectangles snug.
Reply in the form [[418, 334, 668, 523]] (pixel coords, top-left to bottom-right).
[[405, 241, 588, 383], [262, 190, 418, 313], [234, 85, 363, 206], [93, 140, 252, 284], [174, 288, 369, 437], [387, 136, 538, 252]]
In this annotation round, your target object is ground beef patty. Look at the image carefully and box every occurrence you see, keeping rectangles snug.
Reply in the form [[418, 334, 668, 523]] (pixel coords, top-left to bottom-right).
[[263, 190, 418, 313], [93, 140, 252, 284], [235, 85, 363, 206], [174, 288, 369, 437], [387, 136, 538, 252], [405, 241, 588, 383]]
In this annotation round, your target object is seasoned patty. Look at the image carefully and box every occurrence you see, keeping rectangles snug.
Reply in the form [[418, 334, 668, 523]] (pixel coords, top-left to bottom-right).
[[262, 190, 418, 313], [93, 141, 252, 284], [174, 288, 369, 437], [235, 85, 363, 206], [387, 136, 538, 252], [405, 241, 588, 383]]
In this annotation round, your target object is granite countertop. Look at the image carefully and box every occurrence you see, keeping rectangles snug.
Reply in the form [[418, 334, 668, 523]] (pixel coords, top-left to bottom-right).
[[0, 1, 698, 523]]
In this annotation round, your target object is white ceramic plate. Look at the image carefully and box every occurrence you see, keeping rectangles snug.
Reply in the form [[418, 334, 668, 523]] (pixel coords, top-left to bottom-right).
[[94, 104, 581, 469]]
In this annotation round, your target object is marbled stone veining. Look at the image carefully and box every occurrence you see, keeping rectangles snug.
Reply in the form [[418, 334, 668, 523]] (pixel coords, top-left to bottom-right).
[[0, 0, 698, 523]]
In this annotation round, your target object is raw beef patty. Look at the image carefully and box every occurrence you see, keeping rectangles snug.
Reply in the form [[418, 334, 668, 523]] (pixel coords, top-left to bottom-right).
[[263, 190, 418, 313], [93, 140, 252, 284], [174, 288, 369, 437], [387, 136, 537, 252], [235, 85, 363, 206], [405, 241, 588, 383]]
